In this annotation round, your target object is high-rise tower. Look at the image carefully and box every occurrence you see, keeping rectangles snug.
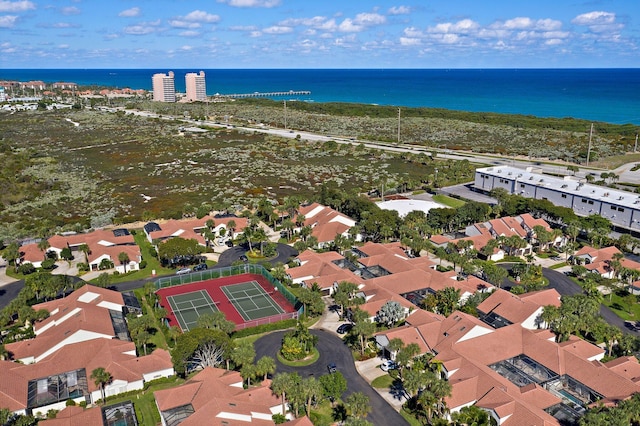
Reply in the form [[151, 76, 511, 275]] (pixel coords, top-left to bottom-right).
[[185, 71, 206, 102], [152, 71, 176, 102]]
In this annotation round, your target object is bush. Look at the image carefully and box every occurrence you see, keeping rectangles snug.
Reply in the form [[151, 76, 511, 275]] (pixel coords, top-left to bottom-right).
[[41, 258, 56, 270], [65, 399, 76, 406], [231, 319, 297, 338], [79, 401, 87, 408], [18, 263, 36, 275], [139, 260, 147, 269], [77, 262, 89, 272]]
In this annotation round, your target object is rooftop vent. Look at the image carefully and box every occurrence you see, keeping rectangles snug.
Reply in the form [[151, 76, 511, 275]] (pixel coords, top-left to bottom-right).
[[604, 192, 609, 197], [561, 184, 568, 188]]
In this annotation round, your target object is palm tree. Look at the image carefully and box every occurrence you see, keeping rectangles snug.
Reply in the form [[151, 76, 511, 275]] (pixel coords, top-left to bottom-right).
[[345, 392, 371, 419], [227, 219, 236, 239], [78, 243, 90, 263], [91, 367, 112, 405], [271, 373, 295, 416], [37, 239, 51, 260], [118, 252, 130, 273], [256, 356, 276, 380]]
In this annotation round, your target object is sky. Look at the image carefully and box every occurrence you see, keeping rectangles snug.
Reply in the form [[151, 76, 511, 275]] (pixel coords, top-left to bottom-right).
[[1, 0, 639, 69]]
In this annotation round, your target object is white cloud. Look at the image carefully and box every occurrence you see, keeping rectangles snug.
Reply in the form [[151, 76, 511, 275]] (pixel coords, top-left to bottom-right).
[[388, 6, 410, 16], [338, 18, 362, 33], [0, 0, 34, 12], [52, 22, 79, 28], [263, 25, 293, 34], [428, 19, 479, 34], [123, 20, 161, 35], [119, 7, 140, 18], [183, 10, 220, 23], [179, 30, 200, 37], [572, 10, 622, 33], [403, 27, 423, 38], [0, 14, 17, 27], [229, 25, 258, 31], [168, 20, 200, 29], [217, 0, 280, 8], [354, 12, 385, 26], [400, 37, 420, 46], [61, 6, 80, 15], [180, 45, 193, 51], [58, 44, 69, 49], [545, 39, 563, 45], [572, 11, 615, 26]]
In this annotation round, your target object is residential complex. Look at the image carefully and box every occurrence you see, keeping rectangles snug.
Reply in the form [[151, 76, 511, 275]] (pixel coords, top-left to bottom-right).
[[185, 71, 207, 102], [474, 166, 640, 232], [152, 71, 176, 102], [0, 285, 174, 417]]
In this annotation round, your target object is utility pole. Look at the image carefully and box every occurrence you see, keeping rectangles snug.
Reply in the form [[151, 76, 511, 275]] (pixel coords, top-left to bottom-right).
[[397, 108, 401, 144], [586, 123, 594, 167], [283, 100, 287, 130], [635, 133, 638, 153]]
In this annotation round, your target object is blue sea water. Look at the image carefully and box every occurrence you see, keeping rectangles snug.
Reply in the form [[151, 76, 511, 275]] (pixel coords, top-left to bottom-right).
[[1, 68, 639, 125]]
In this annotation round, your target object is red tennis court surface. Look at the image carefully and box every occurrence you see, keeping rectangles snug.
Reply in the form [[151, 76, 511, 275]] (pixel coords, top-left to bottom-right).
[[156, 273, 298, 331]]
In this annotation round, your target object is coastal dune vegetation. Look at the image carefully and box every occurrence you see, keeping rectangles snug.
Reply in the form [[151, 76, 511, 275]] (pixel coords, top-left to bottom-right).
[[0, 96, 636, 240], [0, 107, 475, 240], [139, 98, 638, 162]]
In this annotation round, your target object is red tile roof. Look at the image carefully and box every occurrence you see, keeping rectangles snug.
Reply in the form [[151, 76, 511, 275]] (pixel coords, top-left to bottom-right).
[[154, 367, 281, 425]]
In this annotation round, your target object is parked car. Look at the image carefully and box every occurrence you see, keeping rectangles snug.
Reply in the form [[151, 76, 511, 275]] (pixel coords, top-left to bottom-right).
[[327, 363, 337, 374], [225, 240, 233, 247], [239, 254, 248, 262], [193, 263, 208, 272], [336, 323, 353, 334], [380, 360, 397, 372], [176, 267, 192, 275]]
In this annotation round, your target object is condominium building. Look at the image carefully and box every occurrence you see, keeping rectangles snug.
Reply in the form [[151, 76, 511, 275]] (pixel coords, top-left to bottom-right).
[[474, 166, 640, 232], [185, 71, 206, 101], [152, 71, 176, 102]]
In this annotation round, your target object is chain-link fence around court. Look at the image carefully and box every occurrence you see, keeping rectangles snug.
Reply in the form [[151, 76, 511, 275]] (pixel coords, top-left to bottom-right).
[[154, 263, 301, 315]]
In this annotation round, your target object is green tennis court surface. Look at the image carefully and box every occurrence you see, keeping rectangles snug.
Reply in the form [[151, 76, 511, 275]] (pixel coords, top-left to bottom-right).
[[167, 290, 219, 332], [221, 280, 284, 321]]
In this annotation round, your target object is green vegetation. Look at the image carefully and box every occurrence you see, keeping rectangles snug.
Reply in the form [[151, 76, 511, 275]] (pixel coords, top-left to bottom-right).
[[1, 108, 471, 240], [431, 194, 466, 208], [371, 374, 394, 389]]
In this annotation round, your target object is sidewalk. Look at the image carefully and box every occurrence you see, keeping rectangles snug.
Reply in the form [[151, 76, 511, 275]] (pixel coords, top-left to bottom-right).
[[0, 257, 19, 287]]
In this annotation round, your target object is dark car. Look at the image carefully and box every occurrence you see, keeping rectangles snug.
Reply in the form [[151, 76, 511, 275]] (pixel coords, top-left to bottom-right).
[[336, 323, 353, 334], [193, 263, 208, 272], [327, 363, 337, 374], [225, 240, 233, 247], [239, 254, 248, 262]]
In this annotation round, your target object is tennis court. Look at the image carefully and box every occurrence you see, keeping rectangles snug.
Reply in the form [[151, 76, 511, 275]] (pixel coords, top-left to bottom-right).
[[221, 280, 284, 321], [166, 290, 219, 332]]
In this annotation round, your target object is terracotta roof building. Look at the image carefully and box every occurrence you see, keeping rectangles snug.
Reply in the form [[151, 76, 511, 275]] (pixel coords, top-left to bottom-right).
[[154, 367, 282, 425]]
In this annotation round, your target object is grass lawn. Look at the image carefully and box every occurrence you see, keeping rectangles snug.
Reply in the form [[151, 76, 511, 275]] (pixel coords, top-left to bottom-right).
[[102, 377, 184, 426], [133, 288, 169, 351], [277, 347, 320, 366], [371, 374, 394, 389], [309, 402, 336, 426], [400, 408, 422, 426], [432, 194, 466, 208], [104, 232, 174, 284], [601, 290, 640, 321]]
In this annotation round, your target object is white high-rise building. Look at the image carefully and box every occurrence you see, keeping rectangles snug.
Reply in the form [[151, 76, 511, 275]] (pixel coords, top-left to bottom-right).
[[185, 71, 206, 102], [152, 71, 176, 102]]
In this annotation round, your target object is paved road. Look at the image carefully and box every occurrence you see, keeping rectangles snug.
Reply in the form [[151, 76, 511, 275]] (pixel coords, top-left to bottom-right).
[[499, 263, 638, 336], [541, 267, 636, 335], [255, 330, 408, 426], [217, 243, 298, 268]]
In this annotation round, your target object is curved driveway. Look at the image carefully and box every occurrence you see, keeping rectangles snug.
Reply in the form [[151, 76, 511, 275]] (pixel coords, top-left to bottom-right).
[[255, 330, 408, 426], [217, 243, 298, 268], [542, 268, 635, 335]]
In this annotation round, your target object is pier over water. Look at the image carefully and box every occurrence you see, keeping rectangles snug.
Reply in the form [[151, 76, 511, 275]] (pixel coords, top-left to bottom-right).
[[218, 90, 311, 99]]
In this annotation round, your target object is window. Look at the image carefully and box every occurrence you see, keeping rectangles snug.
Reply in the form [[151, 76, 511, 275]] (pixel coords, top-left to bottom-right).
[[611, 206, 617, 210], [588, 200, 594, 205], [561, 194, 567, 199], [581, 198, 587, 203], [618, 207, 625, 212]]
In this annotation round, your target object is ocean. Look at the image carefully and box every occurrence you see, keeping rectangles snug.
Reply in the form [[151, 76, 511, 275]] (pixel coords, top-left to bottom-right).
[[1, 68, 639, 125]]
